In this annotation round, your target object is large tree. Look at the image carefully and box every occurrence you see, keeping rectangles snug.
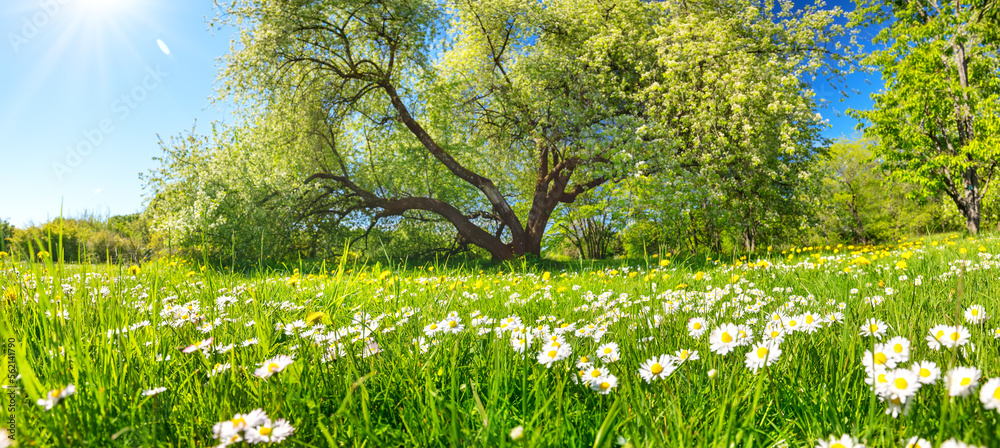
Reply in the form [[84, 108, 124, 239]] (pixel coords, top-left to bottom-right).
[[849, 0, 1000, 234], [209, 0, 851, 260]]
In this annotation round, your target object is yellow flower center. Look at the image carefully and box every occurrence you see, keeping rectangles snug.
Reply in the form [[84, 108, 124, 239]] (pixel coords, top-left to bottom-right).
[[232, 417, 246, 427], [877, 373, 887, 383], [894, 378, 908, 390], [770, 331, 779, 338], [547, 350, 558, 358], [893, 344, 903, 353], [869, 324, 878, 333], [561, 323, 570, 328], [788, 320, 797, 327], [994, 388, 1000, 400], [603, 348, 612, 354], [599, 382, 610, 390], [832, 444, 845, 448], [268, 363, 280, 373], [935, 330, 945, 340], [721, 332, 733, 343], [950, 332, 960, 341], [680, 350, 689, 359], [919, 368, 931, 378], [52, 389, 62, 398], [693, 322, 702, 330], [230, 435, 240, 443], [590, 370, 601, 378], [448, 321, 457, 328], [580, 356, 589, 363], [651, 363, 664, 375], [259, 426, 272, 436], [873, 352, 887, 365], [756, 347, 768, 359], [960, 377, 971, 386], [806, 315, 814, 324], [972, 309, 979, 315], [430, 324, 438, 330]]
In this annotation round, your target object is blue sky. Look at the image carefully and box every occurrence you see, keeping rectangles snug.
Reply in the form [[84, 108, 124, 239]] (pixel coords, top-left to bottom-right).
[[0, 0, 878, 228]]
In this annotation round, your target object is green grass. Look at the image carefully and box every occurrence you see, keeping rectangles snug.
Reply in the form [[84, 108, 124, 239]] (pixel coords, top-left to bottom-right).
[[2, 234, 999, 447]]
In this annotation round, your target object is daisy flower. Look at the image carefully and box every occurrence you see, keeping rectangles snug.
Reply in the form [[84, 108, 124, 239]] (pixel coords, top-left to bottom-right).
[[926, 324, 950, 350], [423, 321, 442, 337], [141, 387, 167, 397], [590, 373, 618, 395], [815, 433, 864, 448], [884, 336, 910, 364], [862, 343, 898, 371], [964, 305, 988, 324], [762, 322, 786, 344], [859, 318, 887, 339], [581, 366, 610, 385], [254, 355, 295, 379], [687, 317, 708, 338], [536, 342, 572, 368], [708, 323, 740, 356], [671, 348, 700, 363], [941, 325, 971, 349], [209, 362, 233, 378], [940, 439, 978, 448], [36, 384, 76, 410], [909, 360, 940, 385], [904, 436, 931, 448], [182, 337, 215, 354], [945, 366, 981, 397], [978, 377, 1000, 411], [798, 312, 822, 333], [881, 368, 920, 403], [441, 316, 464, 334], [596, 342, 620, 363], [638, 355, 676, 383], [244, 418, 296, 444], [744, 341, 782, 374]]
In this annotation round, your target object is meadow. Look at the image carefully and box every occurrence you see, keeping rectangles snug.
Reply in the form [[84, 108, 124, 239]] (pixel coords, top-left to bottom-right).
[[1, 234, 999, 448]]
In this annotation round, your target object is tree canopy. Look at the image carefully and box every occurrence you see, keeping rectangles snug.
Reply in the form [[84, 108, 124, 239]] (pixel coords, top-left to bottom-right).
[[140, 0, 854, 260]]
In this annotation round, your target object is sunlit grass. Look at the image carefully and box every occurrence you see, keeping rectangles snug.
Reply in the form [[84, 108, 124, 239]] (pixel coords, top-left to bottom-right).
[[1, 234, 999, 447]]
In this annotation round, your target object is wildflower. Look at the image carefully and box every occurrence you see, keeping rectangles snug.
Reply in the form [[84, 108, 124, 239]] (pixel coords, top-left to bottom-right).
[[638, 355, 676, 383], [862, 343, 897, 371], [212, 409, 269, 442], [964, 305, 988, 324], [671, 348, 700, 363], [926, 324, 951, 350], [596, 342, 620, 363], [979, 378, 1000, 411], [944, 366, 981, 397], [708, 323, 740, 356], [536, 342, 572, 368], [590, 373, 618, 395], [254, 355, 295, 379], [941, 325, 971, 349], [687, 317, 708, 338], [441, 316, 464, 334], [744, 341, 782, 374], [510, 425, 525, 441], [940, 439, 978, 448], [581, 366, 610, 385], [909, 361, 940, 385], [423, 321, 442, 337], [37, 384, 76, 410], [707, 369, 718, 378], [799, 312, 822, 333], [182, 337, 214, 354], [815, 434, 864, 448], [141, 387, 167, 397], [881, 368, 920, 403], [209, 363, 232, 378], [244, 418, 296, 444], [859, 318, 887, 339], [884, 336, 910, 364], [904, 437, 931, 448]]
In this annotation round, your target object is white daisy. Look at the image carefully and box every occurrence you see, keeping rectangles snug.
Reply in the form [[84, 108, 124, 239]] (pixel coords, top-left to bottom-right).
[[638, 355, 676, 383], [945, 366, 981, 397], [254, 355, 295, 379]]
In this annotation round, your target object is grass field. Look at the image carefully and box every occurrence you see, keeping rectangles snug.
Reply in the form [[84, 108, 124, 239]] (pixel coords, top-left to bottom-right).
[[2, 234, 1000, 447]]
